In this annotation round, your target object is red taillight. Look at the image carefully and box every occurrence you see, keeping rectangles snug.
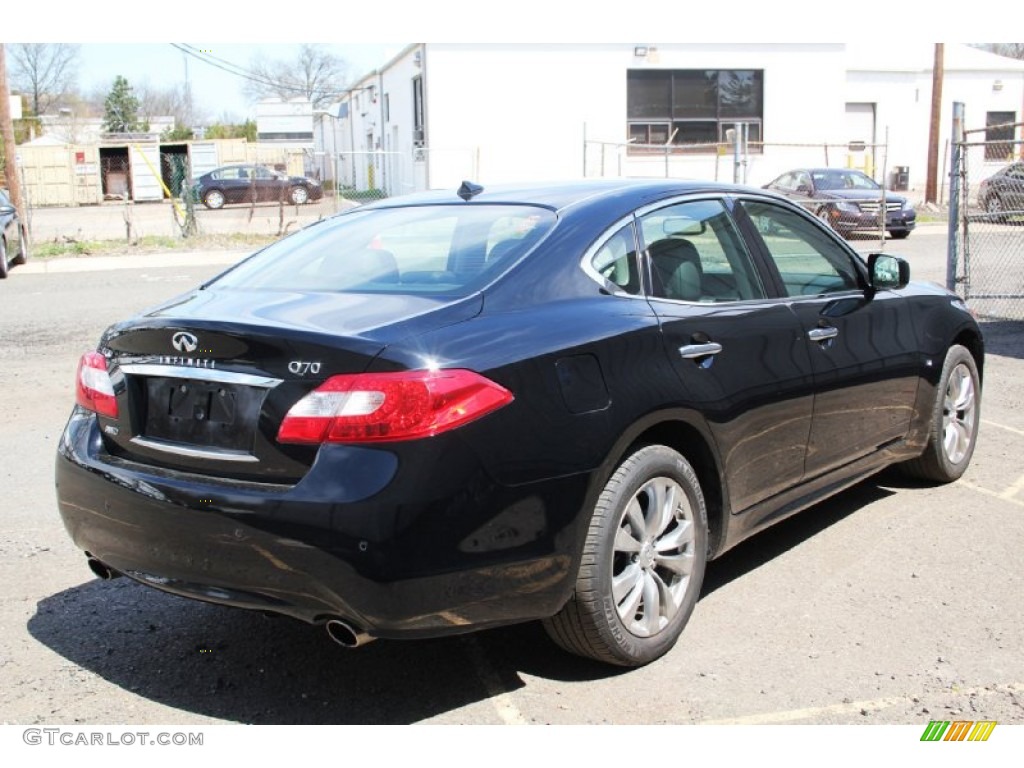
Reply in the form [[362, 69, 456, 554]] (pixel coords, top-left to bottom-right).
[[277, 369, 513, 444], [75, 351, 118, 418]]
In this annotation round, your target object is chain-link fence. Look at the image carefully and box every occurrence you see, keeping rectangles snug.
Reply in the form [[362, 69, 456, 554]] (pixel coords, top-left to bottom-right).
[[584, 133, 894, 244], [312, 150, 425, 204], [951, 121, 1024, 320], [584, 134, 888, 184]]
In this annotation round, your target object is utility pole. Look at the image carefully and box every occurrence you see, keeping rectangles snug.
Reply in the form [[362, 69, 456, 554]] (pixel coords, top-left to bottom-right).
[[925, 43, 944, 204], [0, 44, 26, 220]]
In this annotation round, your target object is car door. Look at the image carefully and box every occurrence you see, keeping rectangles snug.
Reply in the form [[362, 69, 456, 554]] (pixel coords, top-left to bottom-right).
[[253, 167, 280, 202], [216, 167, 248, 204], [638, 197, 816, 513], [734, 198, 919, 478]]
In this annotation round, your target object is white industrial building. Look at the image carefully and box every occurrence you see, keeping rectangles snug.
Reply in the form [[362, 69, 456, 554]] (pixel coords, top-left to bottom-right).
[[316, 43, 1024, 199]]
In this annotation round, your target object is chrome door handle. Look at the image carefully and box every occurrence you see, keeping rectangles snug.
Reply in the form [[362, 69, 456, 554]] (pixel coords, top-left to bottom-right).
[[679, 342, 723, 359], [807, 327, 839, 342]]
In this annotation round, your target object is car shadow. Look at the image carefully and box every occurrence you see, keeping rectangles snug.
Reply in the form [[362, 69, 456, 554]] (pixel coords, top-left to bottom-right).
[[27, 575, 629, 724], [844, 232, 901, 242], [29, 481, 908, 724], [979, 319, 1024, 362], [701, 478, 895, 597]]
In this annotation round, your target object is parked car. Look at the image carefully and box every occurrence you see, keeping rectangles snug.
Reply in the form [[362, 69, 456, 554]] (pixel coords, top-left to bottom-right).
[[56, 179, 983, 667], [763, 167, 916, 239], [0, 189, 29, 279], [192, 164, 323, 209], [977, 160, 1024, 221]]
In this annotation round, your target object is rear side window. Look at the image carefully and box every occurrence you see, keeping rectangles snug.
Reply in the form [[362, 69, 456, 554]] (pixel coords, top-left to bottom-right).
[[588, 224, 641, 295], [212, 205, 556, 296]]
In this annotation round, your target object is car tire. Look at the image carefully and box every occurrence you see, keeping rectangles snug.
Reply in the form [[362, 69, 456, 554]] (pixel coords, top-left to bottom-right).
[[900, 344, 981, 483], [289, 186, 309, 205], [984, 195, 1007, 224], [0, 237, 8, 279], [817, 207, 850, 237], [203, 190, 226, 210], [888, 230, 911, 240], [542, 444, 708, 667], [12, 224, 29, 265]]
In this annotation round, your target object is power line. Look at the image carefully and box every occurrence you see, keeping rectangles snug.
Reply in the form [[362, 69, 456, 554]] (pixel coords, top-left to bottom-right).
[[169, 44, 325, 98]]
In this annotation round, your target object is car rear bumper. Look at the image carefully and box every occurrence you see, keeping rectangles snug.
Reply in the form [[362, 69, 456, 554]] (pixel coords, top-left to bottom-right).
[[55, 409, 583, 639]]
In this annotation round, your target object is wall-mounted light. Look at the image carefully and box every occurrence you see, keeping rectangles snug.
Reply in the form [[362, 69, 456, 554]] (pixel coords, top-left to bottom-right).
[[993, 79, 1004, 92], [634, 46, 648, 58]]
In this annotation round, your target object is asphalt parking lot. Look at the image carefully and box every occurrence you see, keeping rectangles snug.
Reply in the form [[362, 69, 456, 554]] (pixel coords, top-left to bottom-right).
[[0, 225, 1022, 728]]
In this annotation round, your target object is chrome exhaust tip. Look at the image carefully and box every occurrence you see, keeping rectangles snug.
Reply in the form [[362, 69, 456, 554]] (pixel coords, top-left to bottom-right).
[[87, 557, 122, 580], [325, 618, 375, 648]]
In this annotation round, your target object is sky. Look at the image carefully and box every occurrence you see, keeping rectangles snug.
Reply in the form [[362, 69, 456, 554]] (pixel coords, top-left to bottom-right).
[[75, 44, 400, 123], [6, 3, 1017, 124]]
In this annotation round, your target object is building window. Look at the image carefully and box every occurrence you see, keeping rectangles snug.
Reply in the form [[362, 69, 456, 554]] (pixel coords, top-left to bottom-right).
[[627, 69, 763, 152], [985, 111, 1016, 161], [412, 76, 425, 147]]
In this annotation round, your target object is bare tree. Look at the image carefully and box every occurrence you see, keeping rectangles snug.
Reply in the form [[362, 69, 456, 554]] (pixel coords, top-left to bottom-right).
[[971, 43, 1024, 60], [8, 43, 80, 116], [136, 82, 195, 127], [243, 44, 349, 109]]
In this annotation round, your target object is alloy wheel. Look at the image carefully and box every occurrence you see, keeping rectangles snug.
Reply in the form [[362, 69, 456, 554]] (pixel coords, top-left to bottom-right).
[[942, 362, 977, 465], [611, 476, 696, 637]]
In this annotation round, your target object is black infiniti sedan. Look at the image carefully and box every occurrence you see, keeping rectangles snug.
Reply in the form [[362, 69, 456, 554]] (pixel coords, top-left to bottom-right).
[[193, 164, 323, 209], [56, 179, 982, 667], [764, 168, 916, 239]]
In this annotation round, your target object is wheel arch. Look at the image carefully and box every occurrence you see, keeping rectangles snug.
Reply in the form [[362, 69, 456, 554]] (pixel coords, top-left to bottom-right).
[[596, 411, 730, 560], [953, 328, 985, 385]]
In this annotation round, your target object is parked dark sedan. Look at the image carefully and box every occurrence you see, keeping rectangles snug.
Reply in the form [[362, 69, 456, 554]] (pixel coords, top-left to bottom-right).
[[764, 168, 916, 239], [56, 179, 982, 667], [0, 188, 29, 279], [977, 161, 1024, 221], [193, 164, 323, 209]]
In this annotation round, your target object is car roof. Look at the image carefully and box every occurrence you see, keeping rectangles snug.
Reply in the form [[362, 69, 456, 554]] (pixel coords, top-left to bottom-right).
[[354, 178, 767, 213], [804, 168, 870, 175]]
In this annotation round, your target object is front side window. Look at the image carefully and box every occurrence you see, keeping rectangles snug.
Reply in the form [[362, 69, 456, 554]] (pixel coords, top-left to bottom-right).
[[639, 199, 765, 302], [739, 201, 861, 297], [627, 69, 763, 153], [212, 205, 556, 296]]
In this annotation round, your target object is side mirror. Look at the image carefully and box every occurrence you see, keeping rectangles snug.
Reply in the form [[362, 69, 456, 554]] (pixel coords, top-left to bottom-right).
[[868, 253, 909, 291], [795, 183, 811, 194]]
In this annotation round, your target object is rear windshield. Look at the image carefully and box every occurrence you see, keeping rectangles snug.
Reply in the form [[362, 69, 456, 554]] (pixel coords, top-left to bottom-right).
[[211, 204, 556, 296]]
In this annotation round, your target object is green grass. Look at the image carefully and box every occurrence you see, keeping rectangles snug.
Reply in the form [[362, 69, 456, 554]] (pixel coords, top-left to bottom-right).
[[32, 233, 281, 259]]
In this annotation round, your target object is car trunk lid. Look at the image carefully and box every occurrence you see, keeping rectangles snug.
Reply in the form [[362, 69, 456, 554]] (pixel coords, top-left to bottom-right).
[[94, 289, 482, 482]]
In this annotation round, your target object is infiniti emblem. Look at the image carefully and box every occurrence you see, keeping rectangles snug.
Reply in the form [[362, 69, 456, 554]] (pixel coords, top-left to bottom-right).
[[172, 331, 199, 353]]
